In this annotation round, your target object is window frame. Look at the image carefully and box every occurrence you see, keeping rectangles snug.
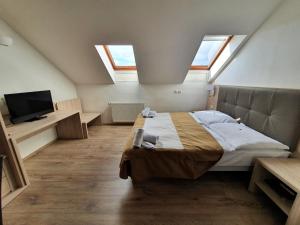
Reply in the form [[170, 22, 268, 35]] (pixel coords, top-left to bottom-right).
[[103, 45, 137, 71], [190, 35, 233, 70]]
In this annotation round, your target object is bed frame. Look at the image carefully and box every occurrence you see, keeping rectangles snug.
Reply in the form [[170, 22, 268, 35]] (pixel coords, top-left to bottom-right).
[[216, 86, 300, 151], [211, 86, 300, 171]]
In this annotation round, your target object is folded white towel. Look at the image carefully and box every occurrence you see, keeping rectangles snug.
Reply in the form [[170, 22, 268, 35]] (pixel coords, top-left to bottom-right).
[[143, 133, 159, 145], [142, 107, 150, 117], [141, 141, 155, 150], [147, 110, 157, 118], [133, 128, 144, 148], [132, 127, 159, 150], [141, 107, 157, 118]]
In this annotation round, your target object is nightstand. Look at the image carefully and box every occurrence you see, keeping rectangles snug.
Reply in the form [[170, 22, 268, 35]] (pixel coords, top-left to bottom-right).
[[249, 158, 300, 225]]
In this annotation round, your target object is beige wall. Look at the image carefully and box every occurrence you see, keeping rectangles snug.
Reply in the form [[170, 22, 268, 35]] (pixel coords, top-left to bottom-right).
[[77, 73, 209, 124], [215, 0, 300, 90], [0, 18, 77, 158]]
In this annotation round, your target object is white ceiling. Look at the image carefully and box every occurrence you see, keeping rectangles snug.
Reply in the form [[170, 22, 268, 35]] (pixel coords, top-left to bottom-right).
[[0, 0, 283, 84]]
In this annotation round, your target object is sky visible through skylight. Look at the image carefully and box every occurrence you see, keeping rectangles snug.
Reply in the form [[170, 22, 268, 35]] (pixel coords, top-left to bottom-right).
[[107, 45, 136, 66], [192, 37, 228, 66]]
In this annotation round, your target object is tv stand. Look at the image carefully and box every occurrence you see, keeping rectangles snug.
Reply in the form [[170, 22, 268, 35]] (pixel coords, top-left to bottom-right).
[[7, 111, 84, 142], [26, 115, 48, 122]]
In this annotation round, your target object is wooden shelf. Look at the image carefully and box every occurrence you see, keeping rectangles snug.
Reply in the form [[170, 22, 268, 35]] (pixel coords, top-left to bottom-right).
[[259, 158, 300, 193], [256, 181, 292, 215], [6, 110, 82, 142], [249, 158, 300, 225], [2, 186, 27, 207], [55, 98, 102, 139], [81, 113, 101, 124]]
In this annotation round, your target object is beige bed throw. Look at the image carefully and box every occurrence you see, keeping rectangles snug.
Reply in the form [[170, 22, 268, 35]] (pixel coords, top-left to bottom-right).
[[119, 112, 223, 181]]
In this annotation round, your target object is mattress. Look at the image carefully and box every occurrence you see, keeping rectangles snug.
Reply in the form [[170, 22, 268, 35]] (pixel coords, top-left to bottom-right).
[[210, 148, 291, 171]]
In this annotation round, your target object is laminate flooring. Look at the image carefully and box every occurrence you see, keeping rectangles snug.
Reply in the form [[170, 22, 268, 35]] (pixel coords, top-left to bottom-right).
[[3, 125, 286, 225]]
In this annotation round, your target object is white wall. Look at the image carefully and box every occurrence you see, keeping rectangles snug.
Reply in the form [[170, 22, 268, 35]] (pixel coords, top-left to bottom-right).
[[215, 0, 300, 89], [0, 18, 77, 158], [77, 72, 209, 124]]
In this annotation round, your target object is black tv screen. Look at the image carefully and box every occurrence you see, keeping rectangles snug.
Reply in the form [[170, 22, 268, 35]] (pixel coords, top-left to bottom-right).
[[4, 90, 54, 124]]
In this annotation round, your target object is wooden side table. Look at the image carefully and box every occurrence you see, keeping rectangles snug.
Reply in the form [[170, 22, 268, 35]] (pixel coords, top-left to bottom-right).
[[249, 158, 300, 225]]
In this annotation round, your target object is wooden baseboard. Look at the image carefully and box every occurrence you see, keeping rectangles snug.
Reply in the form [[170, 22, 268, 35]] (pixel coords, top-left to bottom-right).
[[23, 140, 57, 161], [109, 122, 134, 126]]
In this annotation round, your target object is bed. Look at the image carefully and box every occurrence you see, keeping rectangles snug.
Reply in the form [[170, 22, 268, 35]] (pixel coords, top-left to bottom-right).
[[119, 86, 300, 181]]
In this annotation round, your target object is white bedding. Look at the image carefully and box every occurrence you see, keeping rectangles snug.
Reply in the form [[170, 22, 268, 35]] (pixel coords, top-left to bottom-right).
[[190, 112, 291, 170], [193, 110, 237, 126], [210, 148, 290, 170], [190, 112, 289, 152], [143, 113, 183, 149], [209, 122, 289, 151], [143, 112, 291, 170]]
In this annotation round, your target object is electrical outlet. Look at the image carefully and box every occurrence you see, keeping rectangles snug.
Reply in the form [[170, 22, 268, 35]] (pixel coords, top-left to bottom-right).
[[173, 90, 182, 94]]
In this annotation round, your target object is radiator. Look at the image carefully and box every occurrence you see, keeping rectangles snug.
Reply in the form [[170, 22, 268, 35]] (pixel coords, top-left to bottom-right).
[[110, 102, 145, 123]]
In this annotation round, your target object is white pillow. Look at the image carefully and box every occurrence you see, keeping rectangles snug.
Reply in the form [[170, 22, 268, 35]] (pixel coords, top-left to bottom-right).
[[193, 110, 237, 126], [209, 123, 289, 151]]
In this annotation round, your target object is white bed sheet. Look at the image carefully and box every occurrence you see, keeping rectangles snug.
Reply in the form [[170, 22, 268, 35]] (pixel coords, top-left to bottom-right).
[[189, 112, 291, 171], [143, 113, 183, 149], [189, 112, 289, 152], [210, 148, 291, 171], [209, 122, 289, 151]]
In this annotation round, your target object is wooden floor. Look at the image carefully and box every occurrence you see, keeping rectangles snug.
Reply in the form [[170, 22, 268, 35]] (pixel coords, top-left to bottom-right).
[[3, 125, 286, 225]]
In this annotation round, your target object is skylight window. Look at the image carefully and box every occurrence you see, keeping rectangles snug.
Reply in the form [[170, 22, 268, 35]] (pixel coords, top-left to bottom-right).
[[191, 35, 232, 70], [95, 45, 139, 83], [103, 45, 136, 70]]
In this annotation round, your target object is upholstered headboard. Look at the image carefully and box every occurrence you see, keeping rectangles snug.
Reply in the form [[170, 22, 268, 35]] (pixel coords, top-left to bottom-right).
[[217, 86, 300, 151]]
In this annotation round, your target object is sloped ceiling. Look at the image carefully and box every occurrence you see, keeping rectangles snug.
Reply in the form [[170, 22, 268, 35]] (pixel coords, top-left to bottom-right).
[[0, 0, 283, 84]]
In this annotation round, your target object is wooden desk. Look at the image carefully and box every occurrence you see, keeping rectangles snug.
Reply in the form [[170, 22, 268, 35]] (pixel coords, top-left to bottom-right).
[[81, 113, 101, 124], [249, 158, 300, 225], [0, 110, 84, 207], [6, 111, 84, 142], [55, 98, 101, 138], [80, 113, 101, 138]]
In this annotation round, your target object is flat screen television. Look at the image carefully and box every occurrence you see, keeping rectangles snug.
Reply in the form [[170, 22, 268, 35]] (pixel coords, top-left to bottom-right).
[[4, 90, 54, 124]]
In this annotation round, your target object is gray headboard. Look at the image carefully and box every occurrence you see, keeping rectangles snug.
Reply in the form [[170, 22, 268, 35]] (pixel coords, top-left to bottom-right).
[[217, 86, 300, 151]]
